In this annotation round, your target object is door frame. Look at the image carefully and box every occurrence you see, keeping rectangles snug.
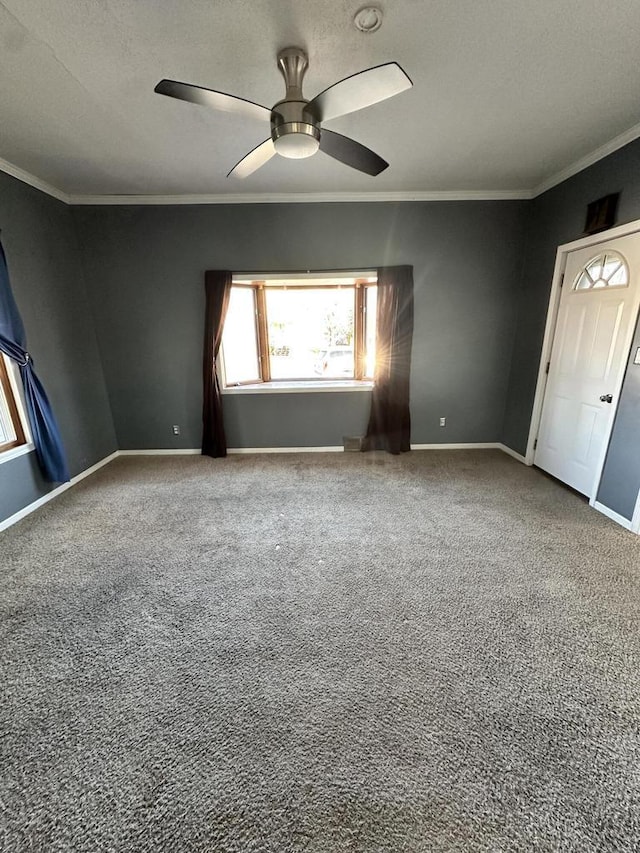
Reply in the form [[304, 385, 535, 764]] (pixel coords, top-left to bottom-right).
[[526, 217, 640, 533]]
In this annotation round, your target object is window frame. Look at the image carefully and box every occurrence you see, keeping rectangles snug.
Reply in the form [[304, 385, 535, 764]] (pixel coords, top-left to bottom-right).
[[222, 283, 264, 387], [221, 274, 377, 389], [0, 354, 28, 456], [573, 251, 629, 291]]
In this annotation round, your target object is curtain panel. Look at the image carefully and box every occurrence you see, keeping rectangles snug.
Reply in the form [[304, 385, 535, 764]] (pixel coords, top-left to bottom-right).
[[0, 239, 70, 482], [202, 270, 232, 458], [362, 265, 414, 455]]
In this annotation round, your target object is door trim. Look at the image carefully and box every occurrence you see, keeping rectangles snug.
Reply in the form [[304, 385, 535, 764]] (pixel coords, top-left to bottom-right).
[[526, 217, 640, 528], [631, 489, 640, 535]]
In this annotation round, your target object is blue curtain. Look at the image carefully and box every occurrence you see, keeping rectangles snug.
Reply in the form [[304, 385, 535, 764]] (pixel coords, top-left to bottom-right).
[[0, 239, 70, 482]]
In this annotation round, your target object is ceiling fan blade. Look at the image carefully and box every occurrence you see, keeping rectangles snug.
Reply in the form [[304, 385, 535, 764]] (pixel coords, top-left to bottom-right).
[[319, 129, 388, 176], [307, 62, 412, 123], [227, 138, 277, 178], [154, 79, 272, 123]]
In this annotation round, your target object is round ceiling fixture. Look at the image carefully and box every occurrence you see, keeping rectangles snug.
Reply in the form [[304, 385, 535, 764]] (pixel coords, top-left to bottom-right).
[[354, 7, 383, 33], [273, 129, 321, 159], [272, 122, 321, 159]]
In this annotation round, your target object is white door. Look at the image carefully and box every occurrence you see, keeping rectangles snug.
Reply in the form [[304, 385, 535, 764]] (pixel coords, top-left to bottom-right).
[[535, 233, 640, 497]]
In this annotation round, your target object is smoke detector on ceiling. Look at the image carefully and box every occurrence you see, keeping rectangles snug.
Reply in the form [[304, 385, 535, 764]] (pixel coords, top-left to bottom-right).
[[354, 7, 383, 33]]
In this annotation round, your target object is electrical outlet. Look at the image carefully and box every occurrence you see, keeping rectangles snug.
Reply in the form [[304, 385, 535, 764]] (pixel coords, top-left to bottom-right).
[[172, 425, 180, 435], [439, 417, 446, 427]]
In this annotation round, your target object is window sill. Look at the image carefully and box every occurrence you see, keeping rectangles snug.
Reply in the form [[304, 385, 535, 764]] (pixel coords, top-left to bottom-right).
[[222, 380, 374, 395], [0, 442, 34, 466]]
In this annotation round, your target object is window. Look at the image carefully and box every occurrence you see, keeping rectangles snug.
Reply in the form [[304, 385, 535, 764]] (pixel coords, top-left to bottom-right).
[[574, 252, 628, 290], [221, 273, 377, 387], [0, 355, 27, 455]]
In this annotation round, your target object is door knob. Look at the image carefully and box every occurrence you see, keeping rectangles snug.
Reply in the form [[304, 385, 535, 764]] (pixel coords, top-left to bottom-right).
[[599, 394, 613, 403]]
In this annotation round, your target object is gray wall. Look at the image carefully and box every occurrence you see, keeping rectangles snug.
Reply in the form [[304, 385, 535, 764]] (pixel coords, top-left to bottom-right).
[[71, 201, 528, 451], [0, 172, 116, 523], [222, 391, 372, 449], [502, 136, 640, 520], [5, 137, 638, 524]]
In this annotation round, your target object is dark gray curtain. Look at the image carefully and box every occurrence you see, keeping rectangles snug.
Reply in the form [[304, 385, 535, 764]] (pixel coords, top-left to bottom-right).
[[362, 265, 414, 454], [202, 270, 232, 458]]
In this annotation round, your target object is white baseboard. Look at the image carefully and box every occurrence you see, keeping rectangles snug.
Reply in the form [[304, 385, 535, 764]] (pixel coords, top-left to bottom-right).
[[117, 443, 530, 458], [118, 448, 202, 455], [0, 451, 119, 533], [496, 443, 529, 464], [410, 442, 528, 464], [119, 446, 345, 454], [119, 444, 528, 456], [411, 442, 499, 451], [592, 501, 634, 531], [227, 446, 343, 454], [1, 442, 533, 533]]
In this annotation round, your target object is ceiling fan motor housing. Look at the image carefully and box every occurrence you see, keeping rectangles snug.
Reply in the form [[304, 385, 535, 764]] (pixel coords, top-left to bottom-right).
[[271, 47, 320, 159]]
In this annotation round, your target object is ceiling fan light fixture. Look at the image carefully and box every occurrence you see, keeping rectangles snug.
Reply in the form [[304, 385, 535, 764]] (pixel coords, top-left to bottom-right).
[[272, 123, 321, 159], [274, 134, 320, 159]]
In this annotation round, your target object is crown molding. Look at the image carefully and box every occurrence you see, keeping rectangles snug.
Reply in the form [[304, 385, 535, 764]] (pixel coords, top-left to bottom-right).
[[66, 189, 531, 205], [0, 159, 530, 204], [0, 156, 69, 203], [531, 120, 640, 198], [3, 119, 640, 206]]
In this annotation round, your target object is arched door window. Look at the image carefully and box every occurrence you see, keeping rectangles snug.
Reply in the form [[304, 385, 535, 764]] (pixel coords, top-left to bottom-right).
[[573, 252, 629, 290]]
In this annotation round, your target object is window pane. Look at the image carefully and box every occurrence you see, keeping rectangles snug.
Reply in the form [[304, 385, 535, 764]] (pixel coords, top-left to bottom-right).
[[0, 356, 25, 451], [575, 273, 591, 290], [586, 258, 602, 281], [365, 286, 377, 378], [608, 265, 628, 286], [265, 288, 355, 379], [221, 288, 261, 385], [602, 255, 622, 281], [0, 392, 16, 444]]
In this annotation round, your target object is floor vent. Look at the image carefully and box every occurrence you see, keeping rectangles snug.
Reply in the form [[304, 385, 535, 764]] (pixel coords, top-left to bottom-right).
[[343, 436, 363, 452]]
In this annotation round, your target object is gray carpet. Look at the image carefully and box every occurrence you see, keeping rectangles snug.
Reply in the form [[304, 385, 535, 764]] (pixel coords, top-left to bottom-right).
[[1, 450, 640, 852]]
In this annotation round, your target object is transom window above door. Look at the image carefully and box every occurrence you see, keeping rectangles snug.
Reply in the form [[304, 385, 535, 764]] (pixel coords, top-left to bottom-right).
[[573, 252, 629, 290], [221, 272, 377, 389]]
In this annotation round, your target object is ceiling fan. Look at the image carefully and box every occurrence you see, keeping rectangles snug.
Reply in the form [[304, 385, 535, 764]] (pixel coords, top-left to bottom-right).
[[154, 48, 412, 178]]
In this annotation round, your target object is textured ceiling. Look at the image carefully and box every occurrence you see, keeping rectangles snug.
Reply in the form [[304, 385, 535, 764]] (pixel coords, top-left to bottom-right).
[[1, 0, 640, 197]]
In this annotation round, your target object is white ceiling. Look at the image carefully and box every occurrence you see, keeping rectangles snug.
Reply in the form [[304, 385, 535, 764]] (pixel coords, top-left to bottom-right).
[[1, 0, 640, 200]]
